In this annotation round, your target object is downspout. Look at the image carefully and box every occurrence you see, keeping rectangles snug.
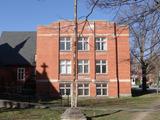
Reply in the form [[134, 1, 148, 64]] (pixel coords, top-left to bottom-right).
[[114, 23, 120, 98]]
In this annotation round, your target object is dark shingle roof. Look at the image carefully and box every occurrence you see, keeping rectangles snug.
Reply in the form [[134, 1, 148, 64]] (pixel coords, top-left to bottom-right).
[[0, 32, 36, 66]]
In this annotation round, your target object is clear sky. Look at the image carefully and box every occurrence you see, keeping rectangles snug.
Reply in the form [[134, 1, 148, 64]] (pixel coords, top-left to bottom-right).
[[0, 0, 114, 34]]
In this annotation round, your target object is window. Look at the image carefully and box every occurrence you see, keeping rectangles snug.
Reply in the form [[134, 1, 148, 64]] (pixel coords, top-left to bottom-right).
[[17, 68, 25, 80], [96, 83, 107, 96], [60, 37, 71, 51], [78, 60, 89, 74], [96, 37, 106, 51], [96, 60, 107, 73], [78, 83, 89, 96], [60, 60, 71, 74], [78, 37, 89, 51], [59, 83, 71, 96]]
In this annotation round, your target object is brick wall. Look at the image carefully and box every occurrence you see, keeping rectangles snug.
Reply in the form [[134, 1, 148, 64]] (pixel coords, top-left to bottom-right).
[[36, 20, 131, 98]]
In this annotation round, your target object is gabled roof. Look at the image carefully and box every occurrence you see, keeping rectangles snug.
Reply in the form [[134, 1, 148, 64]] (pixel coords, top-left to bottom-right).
[[0, 32, 36, 66]]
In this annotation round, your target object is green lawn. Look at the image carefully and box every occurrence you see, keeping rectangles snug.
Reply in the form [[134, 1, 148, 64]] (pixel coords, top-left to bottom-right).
[[0, 94, 160, 120]]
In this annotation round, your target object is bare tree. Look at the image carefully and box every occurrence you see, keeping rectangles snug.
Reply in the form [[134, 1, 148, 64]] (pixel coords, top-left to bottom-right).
[[88, 0, 160, 25], [125, 3, 160, 92], [87, 0, 160, 92]]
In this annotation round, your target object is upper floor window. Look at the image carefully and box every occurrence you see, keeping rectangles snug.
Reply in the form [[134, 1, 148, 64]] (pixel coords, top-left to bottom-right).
[[96, 37, 106, 51], [60, 37, 71, 51], [78, 37, 89, 51], [60, 60, 71, 74], [17, 68, 25, 80], [78, 60, 89, 74], [96, 60, 107, 74]]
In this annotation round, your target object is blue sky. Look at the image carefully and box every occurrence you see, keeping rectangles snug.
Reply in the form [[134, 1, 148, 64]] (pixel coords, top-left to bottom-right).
[[0, 0, 114, 34]]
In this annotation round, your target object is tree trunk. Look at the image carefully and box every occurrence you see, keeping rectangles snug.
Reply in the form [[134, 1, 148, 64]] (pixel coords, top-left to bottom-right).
[[142, 64, 147, 92]]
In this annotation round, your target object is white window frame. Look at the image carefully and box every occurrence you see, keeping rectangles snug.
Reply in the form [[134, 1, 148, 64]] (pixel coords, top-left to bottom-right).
[[59, 83, 71, 96], [78, 83, 89, 96], [60, 37, 71, 51], [96, 37, 107, 51], [96, 83, 108, 96], [60, 60, 71, 74], [17, 68, 25, 81], [78, 60, 89, 74], [78, 37, 89, 51], [96, 60, 108, 74]]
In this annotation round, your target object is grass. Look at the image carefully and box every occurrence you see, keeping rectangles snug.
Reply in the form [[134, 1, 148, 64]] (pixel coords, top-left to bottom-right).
[[0, 93, 160, 120]]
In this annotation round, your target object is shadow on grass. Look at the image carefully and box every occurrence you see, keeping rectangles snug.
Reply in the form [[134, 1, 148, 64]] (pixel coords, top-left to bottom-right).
[[86, 110, 122, 120], [131, 87, 156, 97], [0, 107, 26, 113]]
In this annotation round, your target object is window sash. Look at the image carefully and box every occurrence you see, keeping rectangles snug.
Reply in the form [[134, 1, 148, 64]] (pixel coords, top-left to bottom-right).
[[96, 83, 107, 96], [17, 68, 25, 80], [60, 60, 71, 74], [60, 83, 71, 95], [60, 37, 71, 51], [78, 60, 89, 74], [96, 60, 107, 73], [78, 83, 89, 96], [78, 37, 89, 51], [96, 37, 106, 51]]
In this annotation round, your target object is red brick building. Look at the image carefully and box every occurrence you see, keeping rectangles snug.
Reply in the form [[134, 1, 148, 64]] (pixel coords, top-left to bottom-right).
[[36, 20, 131, 98]]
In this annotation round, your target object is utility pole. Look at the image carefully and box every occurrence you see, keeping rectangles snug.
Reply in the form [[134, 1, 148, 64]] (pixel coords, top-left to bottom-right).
[[61, 1, 87, 119], [71, 0, 78, 108]]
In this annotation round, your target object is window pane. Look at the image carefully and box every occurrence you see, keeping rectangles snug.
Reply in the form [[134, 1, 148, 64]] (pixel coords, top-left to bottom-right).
[[102, 65, 106, 73], [60, 65, 66, 74], [84, 42, 88, 50], [102, 42, 106, 50], [96, 65, 100, 73], [60, 84, 64, 87], [78, 84, 83, 87], [61, 61, 65, 65], [78, 60, 83, 64], [78, 89, 83, 95], [96, 89, 101, 95], [78, 42, 82, 50], [96, 38, 100, 41], [96, 60, 100, 64], [60, 42, 65, 50], [66, 89, 70, 95], [67, 65, 71, 74], [84, 84, 88, 87], [102, 84, 107, 87], [66, 42, 70, 50], [60, 89, 65, 95], [102, 60, 106, 64], [66, 84, 70, 87], [96, 84, 101, 87], [84, 65, 88, 73], [78, 65, 83, 73], [96, 42, 100, 50], [103, 89, 107, 95], [84, 89, 89, 95]]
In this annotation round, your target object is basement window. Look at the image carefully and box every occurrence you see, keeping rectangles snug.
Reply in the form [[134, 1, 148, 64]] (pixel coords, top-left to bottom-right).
[[78, 83, 89, 96], [96, 83, 107, 96], [59, 83, 71, 96]]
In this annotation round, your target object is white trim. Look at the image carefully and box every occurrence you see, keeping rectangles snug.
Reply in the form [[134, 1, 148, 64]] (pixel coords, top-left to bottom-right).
[[37, 33, 129, 37], [109, 79, 131, 82]]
